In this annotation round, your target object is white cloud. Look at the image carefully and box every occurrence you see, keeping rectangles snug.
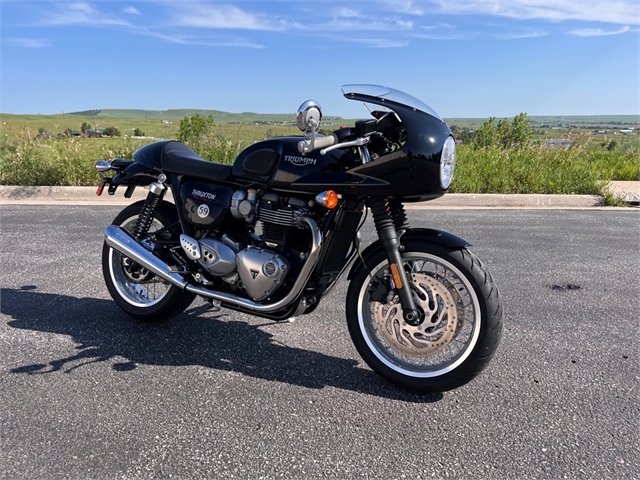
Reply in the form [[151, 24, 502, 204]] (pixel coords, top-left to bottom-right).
[[349, 37, 409, 48], [8, 37, 51, 48], [333, 7, 360, 18], [173, 4, 288, 31], [570, 25, 631, 36], [428, 0, 640, 25], [383, 1, 425, 16], [43, 2, 130, 26], [322, 18, 414, 31], [414, 23, 477, 40], [495, 29, 549, 39], [123, 6, 141, 16]]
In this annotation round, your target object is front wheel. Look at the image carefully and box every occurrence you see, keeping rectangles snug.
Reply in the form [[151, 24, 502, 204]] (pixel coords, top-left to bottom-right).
[[346, 242, 503, 392], [102, 200, 196, 322]]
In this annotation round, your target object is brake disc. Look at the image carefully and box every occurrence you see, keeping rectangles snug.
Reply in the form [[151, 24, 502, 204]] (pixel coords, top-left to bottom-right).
[[373, 272, 458, 356]]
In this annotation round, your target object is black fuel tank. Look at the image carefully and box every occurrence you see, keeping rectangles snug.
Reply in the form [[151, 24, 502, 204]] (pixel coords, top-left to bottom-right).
[[232, 137, 347, 189], [179, 181, 233, 228]]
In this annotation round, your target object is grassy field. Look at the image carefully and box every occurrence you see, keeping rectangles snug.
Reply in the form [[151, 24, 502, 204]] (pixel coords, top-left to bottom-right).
[[1, 111, 638, 204], [0, 110, 348, 144]]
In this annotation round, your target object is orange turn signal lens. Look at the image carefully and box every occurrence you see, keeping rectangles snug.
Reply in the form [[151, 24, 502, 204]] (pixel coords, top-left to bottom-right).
[[315, 190, 339, 209], [325, 190, 339, 209]]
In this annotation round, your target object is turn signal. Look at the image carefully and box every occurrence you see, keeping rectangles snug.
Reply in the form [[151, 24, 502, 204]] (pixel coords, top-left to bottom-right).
[[315, 190, 339, 209]]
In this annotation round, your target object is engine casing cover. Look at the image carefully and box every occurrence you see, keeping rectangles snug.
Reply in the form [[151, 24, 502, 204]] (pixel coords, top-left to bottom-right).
[[236, 248, 289, 301]]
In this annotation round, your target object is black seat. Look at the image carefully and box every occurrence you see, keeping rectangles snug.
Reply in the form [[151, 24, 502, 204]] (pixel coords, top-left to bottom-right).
[[161, 141, 232, 181]]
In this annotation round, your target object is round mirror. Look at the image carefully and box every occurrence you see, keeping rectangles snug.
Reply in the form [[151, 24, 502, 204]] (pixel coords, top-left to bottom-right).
[[296, 100, 322, 132]]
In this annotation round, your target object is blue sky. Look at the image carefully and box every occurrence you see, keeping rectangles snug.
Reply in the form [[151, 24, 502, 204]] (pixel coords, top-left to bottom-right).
[[2, 0, 639, 118]]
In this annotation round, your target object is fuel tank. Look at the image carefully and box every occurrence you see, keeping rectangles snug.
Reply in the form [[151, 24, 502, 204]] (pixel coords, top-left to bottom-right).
[[232, 137, 350, 191]]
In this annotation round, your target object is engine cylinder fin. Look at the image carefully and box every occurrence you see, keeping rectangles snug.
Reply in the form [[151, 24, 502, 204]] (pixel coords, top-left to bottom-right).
[[258, 208, 297, 226]]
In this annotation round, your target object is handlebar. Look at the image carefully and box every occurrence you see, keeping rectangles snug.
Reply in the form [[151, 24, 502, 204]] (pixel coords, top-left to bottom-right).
[[298, 133, 371, 156], [297, 134, 337, 154]]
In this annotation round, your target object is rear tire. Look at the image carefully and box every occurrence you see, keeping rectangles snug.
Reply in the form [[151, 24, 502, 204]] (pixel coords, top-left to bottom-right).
[[346, 241, 502, 392], [102, 200, 196, 322]]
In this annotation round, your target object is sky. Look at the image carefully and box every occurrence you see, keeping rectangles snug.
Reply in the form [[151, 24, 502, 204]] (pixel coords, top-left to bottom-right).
[[1, 0, 639, 118]]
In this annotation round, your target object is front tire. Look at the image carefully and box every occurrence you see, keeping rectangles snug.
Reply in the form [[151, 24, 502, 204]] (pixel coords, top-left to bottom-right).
[[346, 241, 502, 392], [102, 200, 196, 322]]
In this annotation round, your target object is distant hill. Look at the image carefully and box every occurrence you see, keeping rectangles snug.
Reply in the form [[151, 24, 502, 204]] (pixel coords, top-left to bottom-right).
[[66, 108, 346, 124]]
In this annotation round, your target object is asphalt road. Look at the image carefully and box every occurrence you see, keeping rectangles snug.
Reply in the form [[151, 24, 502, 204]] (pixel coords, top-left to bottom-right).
[[1, 206, 638, 479]]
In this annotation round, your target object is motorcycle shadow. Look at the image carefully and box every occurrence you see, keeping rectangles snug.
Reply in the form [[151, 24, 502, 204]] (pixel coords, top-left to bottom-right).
[[1, 286, 442, 403]]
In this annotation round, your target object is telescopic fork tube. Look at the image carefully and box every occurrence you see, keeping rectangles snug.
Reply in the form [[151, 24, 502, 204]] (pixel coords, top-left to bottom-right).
[[368, 197, 419, 325]]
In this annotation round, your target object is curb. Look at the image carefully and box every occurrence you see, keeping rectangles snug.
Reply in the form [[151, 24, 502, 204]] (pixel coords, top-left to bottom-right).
[[0, 185, 611, 208], [0, 186, 150, 205]]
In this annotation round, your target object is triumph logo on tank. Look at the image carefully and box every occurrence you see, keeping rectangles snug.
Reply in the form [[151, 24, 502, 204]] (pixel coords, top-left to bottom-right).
[[191, 189, 216, 201], [284, 155, 316, 166]]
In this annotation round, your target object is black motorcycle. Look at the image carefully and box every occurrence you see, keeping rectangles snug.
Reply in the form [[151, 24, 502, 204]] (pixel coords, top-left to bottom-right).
[[95, 85, 503, 392]]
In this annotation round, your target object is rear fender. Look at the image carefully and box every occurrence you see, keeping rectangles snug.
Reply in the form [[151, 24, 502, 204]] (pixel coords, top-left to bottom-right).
[[347, 228, 471, 280], [111, 161, 159, 186], [98, 161, 161, 198]]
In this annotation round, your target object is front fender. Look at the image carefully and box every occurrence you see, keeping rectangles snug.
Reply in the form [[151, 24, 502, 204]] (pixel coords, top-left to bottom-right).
[[347, 228, 471, 280]]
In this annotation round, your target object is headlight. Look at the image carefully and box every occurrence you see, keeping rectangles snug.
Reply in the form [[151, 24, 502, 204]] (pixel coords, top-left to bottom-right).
[[440, 136, 456, 189]]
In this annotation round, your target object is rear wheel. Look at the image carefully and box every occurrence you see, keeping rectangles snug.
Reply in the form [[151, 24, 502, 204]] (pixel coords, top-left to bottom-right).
[[346, 241, 502, 392], [102, 200, 195, 321]]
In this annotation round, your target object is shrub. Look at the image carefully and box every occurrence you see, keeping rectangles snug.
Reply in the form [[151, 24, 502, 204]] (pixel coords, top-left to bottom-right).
[[104, 126, 121, 137], [178, 114, 243, 164], [472, 113, 534, 150]]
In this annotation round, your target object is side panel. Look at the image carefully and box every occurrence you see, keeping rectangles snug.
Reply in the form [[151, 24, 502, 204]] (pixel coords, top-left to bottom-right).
[[179, 181, 234, 228]]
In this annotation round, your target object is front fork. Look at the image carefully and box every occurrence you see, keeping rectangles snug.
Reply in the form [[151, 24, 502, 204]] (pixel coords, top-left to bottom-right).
[[368, 197, 420, 325]]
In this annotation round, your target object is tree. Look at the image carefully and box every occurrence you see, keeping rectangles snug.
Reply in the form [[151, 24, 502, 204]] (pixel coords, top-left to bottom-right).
[[472, 113, 533, 150], [178, 114, 215, 152], [472, 116, 497, 149], [81, 122, 91, 133], [133, 128, 145, 137], [104, 126, 121, 137]]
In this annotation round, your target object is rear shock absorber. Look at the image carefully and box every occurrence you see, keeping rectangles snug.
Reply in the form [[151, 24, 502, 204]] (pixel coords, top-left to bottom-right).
[[368, 197, 419, 325], [133, 177, 167, 240]]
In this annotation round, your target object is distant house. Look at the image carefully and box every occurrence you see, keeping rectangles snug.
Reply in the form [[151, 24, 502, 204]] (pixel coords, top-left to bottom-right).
[[161, 120, 172, 124], [620, 129, 633, 135], [84, 129, 105, 138]]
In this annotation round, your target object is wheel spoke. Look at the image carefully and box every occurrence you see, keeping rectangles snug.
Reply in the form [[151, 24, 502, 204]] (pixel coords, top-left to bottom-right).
[[109, 216, 171, 308]]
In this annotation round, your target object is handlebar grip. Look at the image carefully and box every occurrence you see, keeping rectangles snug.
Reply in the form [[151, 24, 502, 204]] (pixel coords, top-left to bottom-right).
[[313, 134, 338, 151]]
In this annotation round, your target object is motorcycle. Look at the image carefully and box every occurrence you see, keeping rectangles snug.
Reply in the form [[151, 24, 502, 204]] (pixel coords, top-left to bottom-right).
[[95, 84, 503, 392]]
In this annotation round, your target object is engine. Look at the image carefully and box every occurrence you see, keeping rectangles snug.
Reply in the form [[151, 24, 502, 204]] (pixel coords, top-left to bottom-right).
[[181, 188, 312, 302]]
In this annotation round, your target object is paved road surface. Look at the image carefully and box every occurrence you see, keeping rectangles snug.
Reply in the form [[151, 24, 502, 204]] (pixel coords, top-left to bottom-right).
[[1, 206, 638, 478]]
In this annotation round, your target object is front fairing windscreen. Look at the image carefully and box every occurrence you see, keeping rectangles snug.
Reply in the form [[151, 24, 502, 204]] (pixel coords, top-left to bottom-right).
[[341, 84, 442, 120]]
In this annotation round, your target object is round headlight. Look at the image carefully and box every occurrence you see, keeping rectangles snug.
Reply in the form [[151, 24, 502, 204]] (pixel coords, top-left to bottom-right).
[[440, 136, 456, 190]]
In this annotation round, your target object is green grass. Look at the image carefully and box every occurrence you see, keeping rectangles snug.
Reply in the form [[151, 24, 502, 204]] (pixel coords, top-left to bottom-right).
[[449, 143, 639, 195], [1, 116, 638, 201]]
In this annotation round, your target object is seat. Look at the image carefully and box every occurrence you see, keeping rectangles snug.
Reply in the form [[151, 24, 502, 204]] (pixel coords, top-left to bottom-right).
[[161, 141, 232, 181]]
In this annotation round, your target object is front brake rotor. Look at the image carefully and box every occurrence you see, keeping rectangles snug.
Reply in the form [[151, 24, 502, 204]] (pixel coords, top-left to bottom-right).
[[373, 272, 458, 356]]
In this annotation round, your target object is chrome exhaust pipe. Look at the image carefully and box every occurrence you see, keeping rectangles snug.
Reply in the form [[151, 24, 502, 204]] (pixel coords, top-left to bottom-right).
[[104, 225, 188, 288], [104, 216, 323, 313]]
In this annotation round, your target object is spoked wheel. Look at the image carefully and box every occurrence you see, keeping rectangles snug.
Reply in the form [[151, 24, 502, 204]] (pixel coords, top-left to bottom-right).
[[102, 200, 195, 321], [346, 241, 503, 392]]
